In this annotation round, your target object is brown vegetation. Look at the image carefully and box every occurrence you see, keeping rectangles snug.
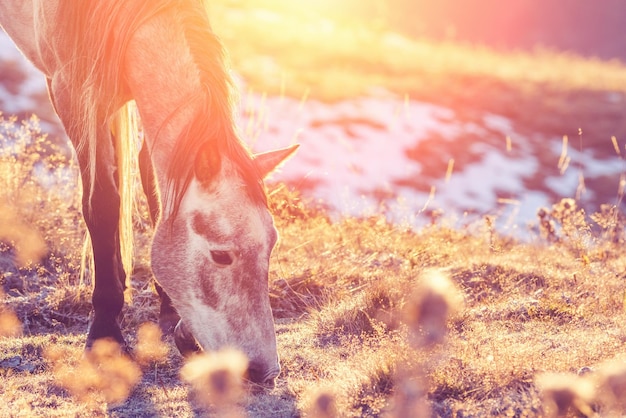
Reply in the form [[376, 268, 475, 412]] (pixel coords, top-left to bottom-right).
[[2, 1, 626, 416], [1, 115, 626, 416]]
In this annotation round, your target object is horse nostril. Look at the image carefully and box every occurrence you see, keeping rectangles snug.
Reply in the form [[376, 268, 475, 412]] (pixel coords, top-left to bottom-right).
[[247, 361, 279, 388], [263, 376, 276, 389], [247, 361, 264, 384], [173, 320, 201, 357]]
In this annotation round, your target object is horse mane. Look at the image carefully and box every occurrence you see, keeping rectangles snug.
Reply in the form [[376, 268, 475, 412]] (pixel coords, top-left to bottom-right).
[[49, 0, 267, 217], [166, 0, 268, 215]]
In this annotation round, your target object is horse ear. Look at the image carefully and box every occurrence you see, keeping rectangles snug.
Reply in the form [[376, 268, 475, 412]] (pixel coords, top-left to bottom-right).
[[254, 144, 299, 179], [194, 141, 221, 184]]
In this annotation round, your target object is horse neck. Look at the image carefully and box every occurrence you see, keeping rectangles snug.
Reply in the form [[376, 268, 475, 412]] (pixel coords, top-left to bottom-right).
[[124, 3, 232, 217], [125, 11, 202, 159]]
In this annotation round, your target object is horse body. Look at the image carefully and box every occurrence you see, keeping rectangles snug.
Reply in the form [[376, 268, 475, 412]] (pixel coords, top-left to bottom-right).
[[0, 0, 295, 385], [0, 2, 55, 72]]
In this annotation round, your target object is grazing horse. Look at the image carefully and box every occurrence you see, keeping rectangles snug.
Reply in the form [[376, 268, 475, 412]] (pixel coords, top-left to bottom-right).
[[0, 0, 297, 386]]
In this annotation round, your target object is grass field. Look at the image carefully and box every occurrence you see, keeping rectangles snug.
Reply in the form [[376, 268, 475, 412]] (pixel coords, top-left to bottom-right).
[[2, 1, 626, 417], [2, 119, 626, 417]]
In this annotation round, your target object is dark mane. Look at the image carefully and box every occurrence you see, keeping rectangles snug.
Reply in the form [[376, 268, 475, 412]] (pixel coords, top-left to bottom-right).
[[165, 0, 267, 215], [55, 0, 266, 216]]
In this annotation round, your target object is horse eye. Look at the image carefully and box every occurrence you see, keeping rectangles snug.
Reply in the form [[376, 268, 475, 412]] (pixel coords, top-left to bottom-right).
[[210, 250, 233, 266]]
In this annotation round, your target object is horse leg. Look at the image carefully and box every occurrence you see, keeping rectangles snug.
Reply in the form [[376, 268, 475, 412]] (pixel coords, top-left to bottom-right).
[[138, 139, 179, 335], [82, 151, 126, 348], [138, 141, 160, 225], [47, 79, 126, 348]]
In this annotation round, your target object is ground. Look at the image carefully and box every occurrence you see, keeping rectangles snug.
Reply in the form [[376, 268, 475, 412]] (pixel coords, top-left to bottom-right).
[[2, 1, 626, 417]]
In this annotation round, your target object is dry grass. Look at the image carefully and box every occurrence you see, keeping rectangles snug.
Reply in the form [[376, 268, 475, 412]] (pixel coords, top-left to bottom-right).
[[3, 3, 626, 416], [1, 116, 626, 416], [209, 0, 626, 142], [270, 189, 626, 416], [211, 0, 626, 97]]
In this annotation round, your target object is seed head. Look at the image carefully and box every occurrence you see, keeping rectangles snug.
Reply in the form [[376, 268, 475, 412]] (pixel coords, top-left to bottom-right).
[[0, 289, 21, 337], [135, 322, 168, 365], [0, 203, 46, 266], [306, 388, 338, 418], [388, 379, 430, 418], [180, 349, 249, 409], [46, 339, 141, 405], [536, 372, 594, 417], [595, 360, 626, 412], [403, 269, 463, 348], [0, 308, 21, 337]]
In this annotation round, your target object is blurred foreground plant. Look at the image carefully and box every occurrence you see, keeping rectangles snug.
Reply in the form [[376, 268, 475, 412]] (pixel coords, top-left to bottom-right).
[[403, 269, 464, 349], [536, 372, 595, 417], [536, 360, 626, 416], [45, 339, 141, 405], [595, 360, 626, 413], [386, 269, 464, 417], [0, 289, 21, 337], [180, 348, 248, 416], [134, 322, 169, 366]]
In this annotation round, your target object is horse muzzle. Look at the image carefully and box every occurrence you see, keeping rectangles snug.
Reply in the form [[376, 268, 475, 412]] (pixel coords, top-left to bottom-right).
[[174, 319, 280, 388], [173, 319, 201, 357]]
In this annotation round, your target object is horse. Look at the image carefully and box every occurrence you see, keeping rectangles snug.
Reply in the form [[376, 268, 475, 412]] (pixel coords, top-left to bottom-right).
[[0, 0, 297, 386]]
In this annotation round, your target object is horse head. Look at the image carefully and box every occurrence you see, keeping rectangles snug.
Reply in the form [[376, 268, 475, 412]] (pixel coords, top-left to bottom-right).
[[151, 143, 297, 386]]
